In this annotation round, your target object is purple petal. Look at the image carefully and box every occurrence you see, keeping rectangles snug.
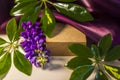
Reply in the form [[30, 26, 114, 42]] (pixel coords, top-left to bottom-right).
[[34, 62, 41, 67], [30, 57, 36, 63], [27, 21, 32, 28], [34, 22, 40, 26], [34, 36, 39, 41], [20, 32, 28, 39], [44, 49, 51, 56], [21, 22, 27, 30]]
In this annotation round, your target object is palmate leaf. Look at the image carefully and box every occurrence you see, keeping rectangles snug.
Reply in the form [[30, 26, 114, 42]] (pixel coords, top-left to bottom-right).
[[20, 6, 41, 24], [53, 3, 93, 22], [104, 64, 120, 80], [0, 38, 6, 45], [91, 44, 100, 59], [11, 0, 40, 23], [10, 1, 37, 16], [10, 1, 38, 16], [68, 44, 93, 58], [13, 50, 32, 76], [6, 18, 17, 42], [98, 34, 112, 56], [70, 65, 94, 80], [41, 7, 56, 37], [66, 56, 92, 70], [14, 0, 36, 3], [0, 47, 4, 56], [0, 52, 11, 78], [67, 34, 120, 80], [105, 45, 120, 61], [57, 0, 76, 2]]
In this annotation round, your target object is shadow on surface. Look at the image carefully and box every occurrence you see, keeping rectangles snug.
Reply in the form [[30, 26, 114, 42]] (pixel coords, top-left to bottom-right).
[[51, 23, 65, 37], [43, 57, 65, 70]]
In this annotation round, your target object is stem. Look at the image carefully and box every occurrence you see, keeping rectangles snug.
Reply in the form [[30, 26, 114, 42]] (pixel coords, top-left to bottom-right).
[[40, 1, 44, 8], [4, 40, 20, 54], [42, 0, 47, 8], [46, 0, 53, 5]]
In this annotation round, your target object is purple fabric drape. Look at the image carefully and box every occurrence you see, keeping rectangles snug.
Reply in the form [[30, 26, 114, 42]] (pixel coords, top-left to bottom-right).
[[80, 0, 120, 45], [0, 0, 14, 33]]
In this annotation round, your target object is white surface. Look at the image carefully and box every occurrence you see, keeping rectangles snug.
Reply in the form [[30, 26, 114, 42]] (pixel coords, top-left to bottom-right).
[[3, 56, 73, 80]]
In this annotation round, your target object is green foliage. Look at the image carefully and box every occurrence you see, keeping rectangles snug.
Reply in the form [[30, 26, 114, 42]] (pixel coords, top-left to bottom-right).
[[95, 70, 108, 80], [10, 1, 38, 16], [6, 18, 17, 42], [70, 65, 94, 80], [53, 3, 93, 22], [67, 34, 120, 80], [98, 34, 112, 56], [68, 44, 93, 58], [57, 0, 76, 2], [14, 50, 32, 75], [0, 47, 4, 56], [91, 44, 100, 60], [66, 57, 92, 70], [0, 18, 33, 78], [0, 38, 6, 45], [11, 0, 40, 24], [14, 0, 36, 3], [0, 52, 11, 78], [20, 6, 41, 23], [105, 45, 120, 61], [11, 0, 94, 37], [41, 7, 56, 37]]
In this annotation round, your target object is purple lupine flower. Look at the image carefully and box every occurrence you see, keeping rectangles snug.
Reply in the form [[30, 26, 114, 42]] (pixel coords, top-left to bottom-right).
[[20, 21, 50, 67]]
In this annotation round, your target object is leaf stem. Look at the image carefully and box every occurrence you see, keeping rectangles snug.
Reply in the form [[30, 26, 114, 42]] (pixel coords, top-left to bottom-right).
[[40, 1, 44, 8], [43, 1, 47, 8], [46, 0, 53, 5]]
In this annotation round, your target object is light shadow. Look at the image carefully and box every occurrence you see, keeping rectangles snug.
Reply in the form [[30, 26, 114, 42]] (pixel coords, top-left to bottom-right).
[[43, 57, 65, 70]]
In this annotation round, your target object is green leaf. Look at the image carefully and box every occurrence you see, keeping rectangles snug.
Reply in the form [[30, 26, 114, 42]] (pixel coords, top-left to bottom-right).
[[105, 46, 120, 61], [95, 70, 108, 80], [10, 1, 37, 16], [57, 0, 76, 2], [13, 50, 32, 76], [66, 57, 92, 70], [68, 44, 93, 58], [70, 65, 94, 80], [91, 44, 100, 59], [104, 64, 120, 80], [53, 3, 93, 22], [41, 7, 56, 37], [0, 47, 4, 56], [15, 0, 36, 3], [0, 38, 6, 45], [13, 29, 21, 41], [0, 52, 11, 78], [6, 18, 17, 42], [18, 5, 41, 37], [20, 6, 41, 23], [98, 34, 112, 56]]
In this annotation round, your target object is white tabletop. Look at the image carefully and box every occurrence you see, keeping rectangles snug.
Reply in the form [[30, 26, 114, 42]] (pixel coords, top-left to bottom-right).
[[3, 56, 73, 80]]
